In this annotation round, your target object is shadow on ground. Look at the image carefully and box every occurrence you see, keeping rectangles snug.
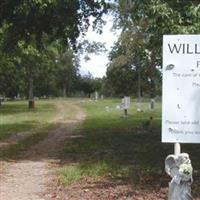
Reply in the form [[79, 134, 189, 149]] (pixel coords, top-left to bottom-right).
[[56, 117, 200, 199], [1, 112, 200, 199]]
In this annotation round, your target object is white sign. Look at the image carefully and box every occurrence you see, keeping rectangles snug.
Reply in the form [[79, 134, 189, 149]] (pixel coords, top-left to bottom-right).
[[122, 96, 130, 109], [162, 35, 200, 143]]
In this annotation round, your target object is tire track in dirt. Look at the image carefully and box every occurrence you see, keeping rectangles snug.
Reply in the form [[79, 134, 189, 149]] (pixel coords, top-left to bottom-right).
[[0, 100, 86, 200], [0, 100, 71, 151]]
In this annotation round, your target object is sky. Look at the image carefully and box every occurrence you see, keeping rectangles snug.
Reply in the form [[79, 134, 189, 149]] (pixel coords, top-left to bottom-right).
[[79, 14, 120, 78]]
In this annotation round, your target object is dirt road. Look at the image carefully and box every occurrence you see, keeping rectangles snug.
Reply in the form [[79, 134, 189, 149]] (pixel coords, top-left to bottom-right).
[[0, 100, 85, 200]]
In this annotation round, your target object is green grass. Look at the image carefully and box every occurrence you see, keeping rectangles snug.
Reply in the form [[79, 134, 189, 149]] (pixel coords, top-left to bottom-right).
[[59, 99, 165, 184], [59, 98, 200, 196], [58, 160, 113, 185], [0, 100, 56, 140], [0, 124, 55, 159], [1, 98, 199, 195], [0, 99, 60, 162], [0, 98, 85, 159]]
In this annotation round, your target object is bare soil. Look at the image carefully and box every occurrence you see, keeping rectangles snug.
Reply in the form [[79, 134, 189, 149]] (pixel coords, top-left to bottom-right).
[[51, 178, 169, 200]]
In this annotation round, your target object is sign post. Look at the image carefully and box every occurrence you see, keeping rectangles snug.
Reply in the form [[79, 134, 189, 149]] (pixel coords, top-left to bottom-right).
[[162, 35, 200, 199], [174, 142, 181, 156]]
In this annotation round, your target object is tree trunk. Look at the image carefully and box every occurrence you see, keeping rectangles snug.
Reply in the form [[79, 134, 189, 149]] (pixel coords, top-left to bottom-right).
[[28, 75, 35, 109], [150, 78, 155, 98], [137, 69, 142, 102], [149, 52, 156, 98], [63, 84, 66, 97], [124, 109, 128, 117], [67, 80, 71, 97]]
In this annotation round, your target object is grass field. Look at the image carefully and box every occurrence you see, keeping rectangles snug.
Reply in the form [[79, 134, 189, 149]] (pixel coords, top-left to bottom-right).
[[0, 99, 85, 159], [59, 98, 200, 196], [0, 100, 58, 159], [1, 98, 200, 197], [0, 100, 56, 140]]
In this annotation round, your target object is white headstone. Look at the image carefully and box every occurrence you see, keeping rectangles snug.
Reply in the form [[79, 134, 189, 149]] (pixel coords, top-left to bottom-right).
[[116, 105, 121, 110], [122, 96, 130, 109], [162, 35, 200, 143], [150, 99, 155, 109], [95, 91, 99, 100], [105, 106, 110, 112]]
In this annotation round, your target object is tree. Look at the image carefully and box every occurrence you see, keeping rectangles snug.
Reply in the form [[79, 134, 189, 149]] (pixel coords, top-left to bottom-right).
[[0, 0, 109, 108], [106, 54, 137, 96], [75, 73, 96, 97], [107, 0, 199, 97], [0, 55, 21, 99], [106, 31, 161, 97], [114, 0, 200, 65], [101, 76, 115, 97], [0, 26, 26, 101], [55, 48, 79, 97], [0, 0, 109, 50]]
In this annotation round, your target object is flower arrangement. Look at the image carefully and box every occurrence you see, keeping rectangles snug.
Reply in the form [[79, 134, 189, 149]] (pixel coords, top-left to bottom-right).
[[179, 163, 193, 175], [179, 163, 193, 182]]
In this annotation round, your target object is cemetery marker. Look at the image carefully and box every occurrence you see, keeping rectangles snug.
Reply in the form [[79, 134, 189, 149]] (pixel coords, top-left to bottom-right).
[[95, 91, 99, 101], [121, 96, 130, 117]]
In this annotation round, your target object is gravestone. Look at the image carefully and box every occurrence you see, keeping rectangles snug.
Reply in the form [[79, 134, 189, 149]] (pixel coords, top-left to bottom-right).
[[116, 105, 121, 110], [150, 99, 155, 109], [121, 96, 130, 117], [105, 106, 110, 112], [95, 91, 99, 101]]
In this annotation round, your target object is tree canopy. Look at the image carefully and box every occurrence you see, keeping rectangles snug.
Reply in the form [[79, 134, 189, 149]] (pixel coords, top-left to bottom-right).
[[1, 1, 200, 100], [105, 0, 200, 97], [0, 0, 109, 51], [0, 0, 110, 107]]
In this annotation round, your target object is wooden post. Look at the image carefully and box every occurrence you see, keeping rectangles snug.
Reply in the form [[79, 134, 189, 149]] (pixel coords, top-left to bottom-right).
[[124, 109, 128, 117], [28, 76, 35, 109]]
